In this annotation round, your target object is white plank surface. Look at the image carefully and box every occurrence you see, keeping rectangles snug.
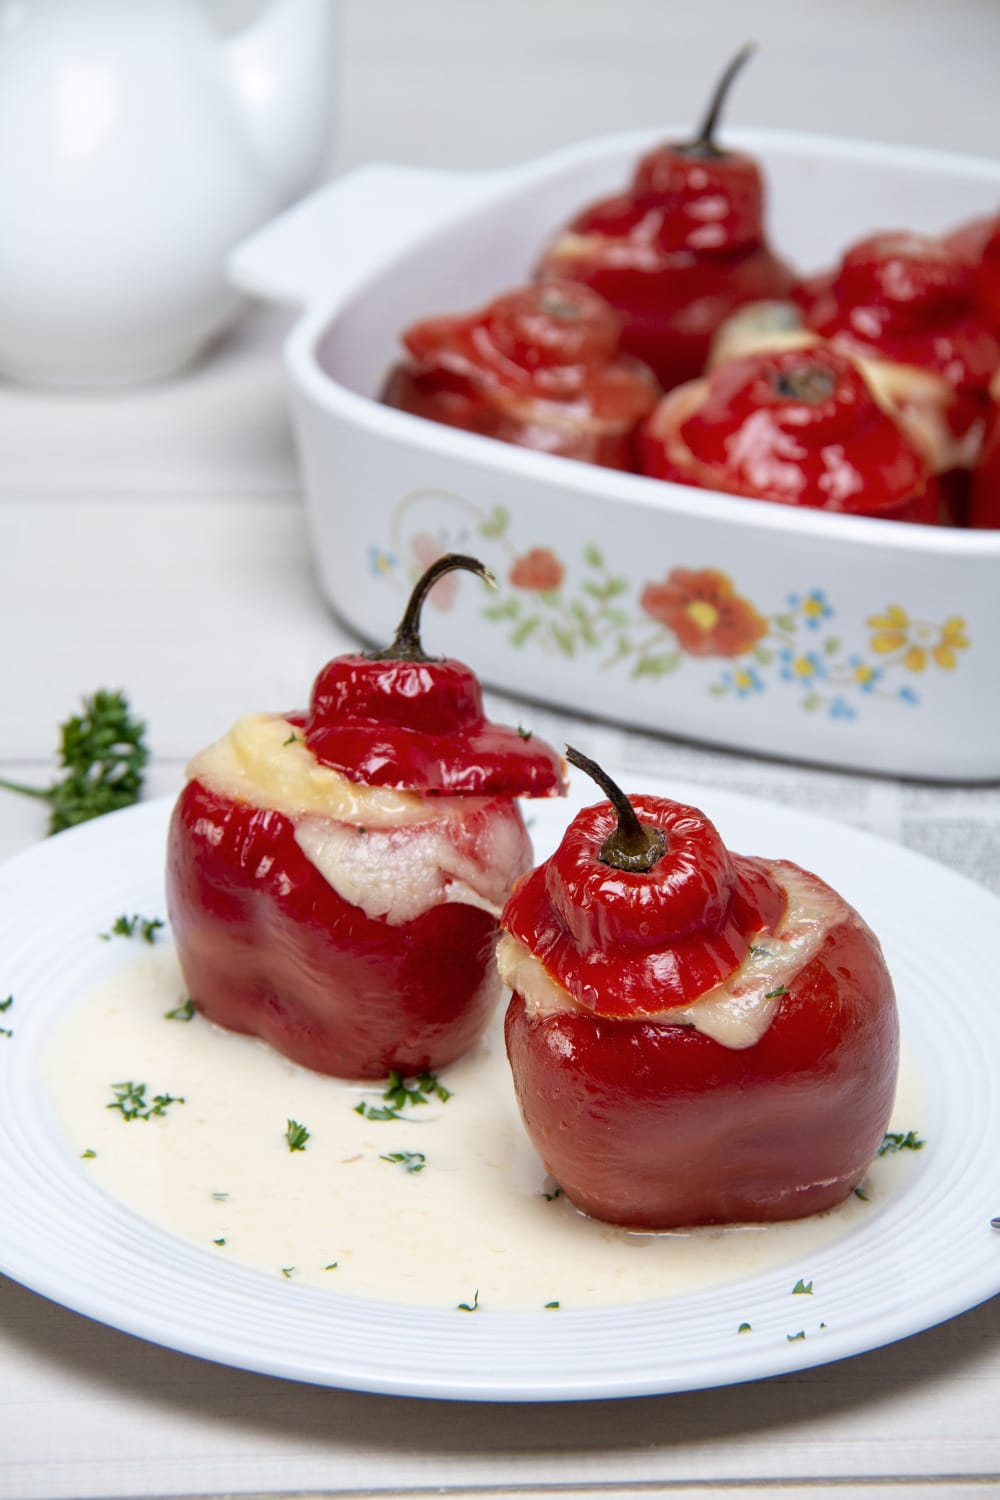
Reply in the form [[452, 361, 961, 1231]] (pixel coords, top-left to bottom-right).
[[2, 2, 1000, 1495]]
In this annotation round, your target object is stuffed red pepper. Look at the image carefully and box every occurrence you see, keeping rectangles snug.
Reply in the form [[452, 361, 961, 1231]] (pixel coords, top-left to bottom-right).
[[167, 555, 565, 1080], [381, 280, 660, 470], [640, 343, 941, 522], [537, 46, 794, 391], [501, 749, 899, 1229]]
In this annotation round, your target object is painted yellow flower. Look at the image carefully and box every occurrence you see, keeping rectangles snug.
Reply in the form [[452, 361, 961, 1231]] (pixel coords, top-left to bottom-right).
[[867, 606, 969, 672]]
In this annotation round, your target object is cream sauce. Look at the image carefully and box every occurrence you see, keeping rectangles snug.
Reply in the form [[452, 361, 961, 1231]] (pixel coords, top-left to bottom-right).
[[46, 945, 924, 1312]]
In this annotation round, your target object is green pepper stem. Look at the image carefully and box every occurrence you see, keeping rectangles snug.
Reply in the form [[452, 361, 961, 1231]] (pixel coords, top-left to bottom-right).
[[565, 746, 665, 873], [683, 42, 755, 159], [373, 554, 496, 663]]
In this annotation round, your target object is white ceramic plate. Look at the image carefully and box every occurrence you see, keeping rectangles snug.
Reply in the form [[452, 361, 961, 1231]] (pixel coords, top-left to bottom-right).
[[1, 778, 999, 1402]]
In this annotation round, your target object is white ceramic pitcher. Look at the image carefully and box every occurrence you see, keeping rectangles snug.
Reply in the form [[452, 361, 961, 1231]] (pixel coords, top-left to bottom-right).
[[0, 0, 336, 385]]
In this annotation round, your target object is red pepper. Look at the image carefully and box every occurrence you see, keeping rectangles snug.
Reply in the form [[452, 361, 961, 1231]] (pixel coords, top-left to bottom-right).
[[946, 211, 1000, 339], [970, 392, 1000, 528], [796, 230, 1000, 460], [536, 47, 794, 392], [382, 280, 660, 470], [640, 344, 941, 522], [502, 750, 899, 1229], [166, 555, 565, 1080]]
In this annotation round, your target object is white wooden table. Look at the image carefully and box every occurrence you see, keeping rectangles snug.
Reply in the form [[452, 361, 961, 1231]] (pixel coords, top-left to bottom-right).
[[2, 4, 1000, 1496]]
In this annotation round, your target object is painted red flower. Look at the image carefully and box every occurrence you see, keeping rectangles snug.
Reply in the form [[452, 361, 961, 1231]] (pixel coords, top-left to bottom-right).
[[641, 567, 766, 657], [509, 547, 565, 592]]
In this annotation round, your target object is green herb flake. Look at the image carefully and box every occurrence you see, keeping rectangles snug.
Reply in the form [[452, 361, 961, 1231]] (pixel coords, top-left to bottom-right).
[[211, 1191, 229, 1201], [854, 1185, 870, 1202], [541, 1186, 563, 1201], [101, 913, 164, 945], [517, 724, 533, 740], [764, 984, 789, 999], [356, 1070, 451, 1120], [107, 1080, 184, 1122], [787, 1330, 806, 1342], [544, 1300, 561, 1310], [0, 996, 12, 1012], [164, 998, 196, 1022], [81, 1148, 97, 1159], [285, 1119, 310, 1152], [0, 1027, 10, 1040], [213, 1238, 227, 1247], [457, 1289, 480, 1312], [324, 1262, 339, 1271], [380, 1151, 426, 1174], [792, 1279, 814, 1295], [738, 1322, 752, 1334], [877, 1129, 925, 1156], [281, 1266, 296, 1279], [0, 690, 148, 835], [748, 945, 772, 958], [282, 732, 300, 747]]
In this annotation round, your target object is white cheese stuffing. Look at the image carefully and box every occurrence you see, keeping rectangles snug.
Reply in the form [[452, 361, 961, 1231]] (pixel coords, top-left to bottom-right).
[[498, 864, 850, 1050]]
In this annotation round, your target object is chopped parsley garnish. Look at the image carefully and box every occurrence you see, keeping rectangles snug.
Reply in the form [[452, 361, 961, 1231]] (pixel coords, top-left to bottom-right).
[[787, 1331, 806, 1342], [282, 733, 300, 747], [457, 1289, 480, 1312], [764, 984, 789, 999], [380, 1151, 426, 1174], [877, 1130, 925, 1156], [211, 1191, 229, 1201], [107, 1080, 184, 1121], [0, 690, 147, 834], [738, 1322, 752, 1334], [517, 725, 533, 740], [101, 913, 164, 944], [541, 1186, 563, 1201], [164, 998, 196, 1022], [81, 1149, 97, 1159], [213, 1238, 227, 1247], [792, 1279, 814, 1295], [285, 1119, 310, 1152], [355, 1070, 451, 1120], [854, 1185, 870, 1201], [748, 945, 772, 957], [544, 1300, 560, 1310], [281, 1266, 296, 1279], [0, 999, 10, 1039], [324, 1261, 339, 1271]]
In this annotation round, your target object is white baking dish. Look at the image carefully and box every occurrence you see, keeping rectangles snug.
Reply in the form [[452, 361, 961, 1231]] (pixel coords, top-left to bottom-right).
[[230, 129, 1000, 781]]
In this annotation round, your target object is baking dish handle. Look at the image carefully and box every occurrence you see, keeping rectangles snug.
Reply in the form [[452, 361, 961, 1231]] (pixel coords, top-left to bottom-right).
[[228, 163, 503, 308]]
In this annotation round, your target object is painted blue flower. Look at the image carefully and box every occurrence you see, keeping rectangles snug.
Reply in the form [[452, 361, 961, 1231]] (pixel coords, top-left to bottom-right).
[[721, 666, 765, 698], [787, 589, 833, 629], [779, 648, 827, 685], [828, 696, 856, 720], [898, 685, 920, 706], [368, 545, 396, 578], [849, 656, 882, 693]]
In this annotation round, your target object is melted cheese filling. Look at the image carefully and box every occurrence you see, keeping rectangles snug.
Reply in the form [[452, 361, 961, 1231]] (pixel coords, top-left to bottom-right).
[[187, 714, 527, 925], [497, 864, 849, 1050]]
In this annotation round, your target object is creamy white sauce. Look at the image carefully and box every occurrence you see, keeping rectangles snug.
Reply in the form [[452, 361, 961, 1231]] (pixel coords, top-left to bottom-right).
[[45, 945, 924, 1311]]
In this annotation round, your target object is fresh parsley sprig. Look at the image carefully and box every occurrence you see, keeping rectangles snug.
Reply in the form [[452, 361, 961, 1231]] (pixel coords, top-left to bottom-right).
[[101, 914, 164, 945], [0, 690, 148, 834]]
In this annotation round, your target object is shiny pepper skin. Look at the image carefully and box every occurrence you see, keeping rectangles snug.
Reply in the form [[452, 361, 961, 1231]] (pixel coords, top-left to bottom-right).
[[796, 231, 1000, 450], [537, 143, 794, 392], [502, 792, 899, 1229], [168, 779, 524, 1079], [381, 280, 660, 470], [166, 554, 566, 1080], [640, 344, 941, 521]]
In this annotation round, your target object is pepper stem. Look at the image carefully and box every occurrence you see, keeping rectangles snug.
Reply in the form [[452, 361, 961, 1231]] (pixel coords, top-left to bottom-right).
[[683, 42, 755, 159], [565, 746, 665, 873], [373, 554, 496, 663]]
